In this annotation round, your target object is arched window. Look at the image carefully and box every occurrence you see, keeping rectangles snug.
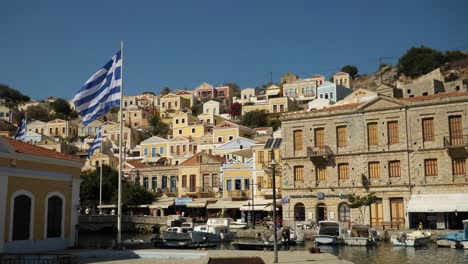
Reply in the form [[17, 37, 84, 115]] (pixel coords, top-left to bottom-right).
[[338, 203, 350, 222], [47, 196, 63, 238], [294, 203, 305, 221], [11, 193, 33, 240]]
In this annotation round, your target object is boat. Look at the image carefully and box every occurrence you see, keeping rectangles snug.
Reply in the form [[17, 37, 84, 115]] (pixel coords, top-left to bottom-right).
[[191, 218, 237, 243], [344, 225, 377, 246], [461, 219, 468, 250], [231, 241, 282, 250], [230, 219, 248, 229], [436, 232, 463, 248], [161, 226, 193, 242], [390, 230, 432, 247], [314, 221, 346, 245]]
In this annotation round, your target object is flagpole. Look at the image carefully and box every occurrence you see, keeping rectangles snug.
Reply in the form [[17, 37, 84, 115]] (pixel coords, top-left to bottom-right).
[[99, 130, 103, 215], [117, 41, 124, 246]]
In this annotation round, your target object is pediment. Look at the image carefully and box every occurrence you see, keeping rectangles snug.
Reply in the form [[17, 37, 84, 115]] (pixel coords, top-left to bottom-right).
[[359, 97, 405, 111], [214, 121, 238, 130], [161, 93, 178, 99]]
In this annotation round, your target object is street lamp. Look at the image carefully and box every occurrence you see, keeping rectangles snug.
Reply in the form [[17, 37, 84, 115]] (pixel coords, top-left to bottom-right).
[[270, 159, 278, 263]]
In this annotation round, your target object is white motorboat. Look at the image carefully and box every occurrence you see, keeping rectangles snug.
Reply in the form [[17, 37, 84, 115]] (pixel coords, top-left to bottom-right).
[[314, 221, 346, 245], [344, 225, 377, 246], [230, 219, 248, 229], [161, 226, 193, 242], [461, 219, 468, 250], [191, 218, 236, 243], [390, 230, 432, 247]]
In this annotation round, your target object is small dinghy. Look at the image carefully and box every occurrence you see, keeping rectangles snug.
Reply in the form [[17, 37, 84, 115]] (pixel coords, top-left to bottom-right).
[[390, 231, 431, 247]]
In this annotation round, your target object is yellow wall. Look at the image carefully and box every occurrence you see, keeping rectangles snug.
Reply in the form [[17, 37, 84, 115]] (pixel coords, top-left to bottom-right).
[[223, 164, 252, 197], [141, 142, 168, 158], [213, 128, 239, 144]]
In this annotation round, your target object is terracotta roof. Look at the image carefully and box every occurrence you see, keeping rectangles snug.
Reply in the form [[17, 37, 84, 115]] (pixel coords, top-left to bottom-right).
[[176, 91, 192, 95], [3, 136, 81, 161], [400, 92, 468, 101], [311, 103, 362, 113], [127, 161, 149, 168], [180, 153, 225, 166]]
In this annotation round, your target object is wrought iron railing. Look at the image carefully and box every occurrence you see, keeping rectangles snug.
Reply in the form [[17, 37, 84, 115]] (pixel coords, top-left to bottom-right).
[[443, 135, 468, 147]]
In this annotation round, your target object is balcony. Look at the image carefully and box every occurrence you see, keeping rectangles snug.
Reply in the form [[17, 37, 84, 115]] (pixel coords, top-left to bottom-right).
[[307, 146, 333, 161], [227, 190, 247, 198], [444, 136, 468, 156]]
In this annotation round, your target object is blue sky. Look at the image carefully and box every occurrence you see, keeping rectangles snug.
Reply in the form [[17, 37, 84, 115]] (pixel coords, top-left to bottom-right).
[[1, 0, 467, 100]]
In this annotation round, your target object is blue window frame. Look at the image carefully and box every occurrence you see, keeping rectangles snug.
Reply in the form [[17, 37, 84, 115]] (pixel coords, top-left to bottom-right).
[[144, 148, 148, 156], [244, 179, 250, 190], [151, 177, 157, 190], [226, 180, 232, 191], [88, 127, 92, 135], [162, 176, 168, 189], [143, 177, 149, 189], [235, 179, 242, 190], [152, 147, 156, 157], [159, 147, 164, 154]]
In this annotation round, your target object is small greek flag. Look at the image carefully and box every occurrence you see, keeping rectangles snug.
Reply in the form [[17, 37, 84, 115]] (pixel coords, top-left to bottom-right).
[[88, 127, 102, 159], [281, 195, 289, 205], [14, 118, 26, 141], [73, 50, 122, 126]]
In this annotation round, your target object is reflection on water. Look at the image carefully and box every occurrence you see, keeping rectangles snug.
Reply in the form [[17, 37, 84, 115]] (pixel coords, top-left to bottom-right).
[[82, 233, 468, 264]]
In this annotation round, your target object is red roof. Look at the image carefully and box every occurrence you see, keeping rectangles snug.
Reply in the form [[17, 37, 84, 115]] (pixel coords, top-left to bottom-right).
[[311, 103, 361, 113], [180, 153, 225, 166], [176, 91, 192, 95], [400, 92, 468, 101], [3, 137, 81, 161]]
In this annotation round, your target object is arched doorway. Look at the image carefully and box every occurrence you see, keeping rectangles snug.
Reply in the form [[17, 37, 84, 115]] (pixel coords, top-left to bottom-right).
[[316, 203, 327, 222], [338, 202, 350, 223], [294, 203, 305, 221], [12, 194, 33, 240]]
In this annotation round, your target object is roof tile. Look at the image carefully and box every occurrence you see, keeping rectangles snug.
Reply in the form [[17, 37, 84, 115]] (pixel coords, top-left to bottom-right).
[[3, 136, 81, 161]]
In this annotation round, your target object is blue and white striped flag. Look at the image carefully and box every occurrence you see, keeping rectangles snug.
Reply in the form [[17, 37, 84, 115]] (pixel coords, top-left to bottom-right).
[[88, 127, 102, 159], [14, 118, 26, 141], [73, 50, 122, 126]]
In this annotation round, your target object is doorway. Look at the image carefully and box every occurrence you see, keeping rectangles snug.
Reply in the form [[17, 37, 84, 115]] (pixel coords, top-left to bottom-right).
[[317, 203, 327, 222]]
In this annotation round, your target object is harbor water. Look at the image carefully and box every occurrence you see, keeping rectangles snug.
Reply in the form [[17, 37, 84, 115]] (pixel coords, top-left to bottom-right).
[[78, 232, 468, 264]]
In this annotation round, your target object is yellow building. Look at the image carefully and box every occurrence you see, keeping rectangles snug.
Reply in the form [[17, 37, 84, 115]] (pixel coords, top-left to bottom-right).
[[175, 91, 195, 108], [140, 136, 169, 162], [104, 123, 142, 150], [27, 120, 47, 135], [0, 136, 84, 253], [46, 119, 78, 139], [212, 121, 256, 145], [160, 93, 191, 112], [178, 153, 225, 198], [84, 152, 119, 170], [222, 162, 254, 199], [168, 136, 197, 165], [197, 113, 225, 126], [172, 112, 210, 138], [252, 144, 282, 198], [78, 119, 103, 138], [118, 106, 151, 129]]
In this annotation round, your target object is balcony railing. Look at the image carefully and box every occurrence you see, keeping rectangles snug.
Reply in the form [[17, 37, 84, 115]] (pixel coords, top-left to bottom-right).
[[227, 190, 246, 197], [307, 146, 333, 158], [444, 136, 468, 147]]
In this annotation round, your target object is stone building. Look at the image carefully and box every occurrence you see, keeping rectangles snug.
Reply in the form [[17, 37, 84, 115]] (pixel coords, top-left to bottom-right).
[[280, 92, 468, 230]]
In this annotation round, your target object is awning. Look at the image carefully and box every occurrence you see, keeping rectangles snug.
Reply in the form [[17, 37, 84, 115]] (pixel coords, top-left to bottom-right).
[[149, 198, 175, 209], [263, 205, 280, 211], [407, 194, 468, 213], [207, 200, 246, 209], [186, 198, 217, 208], [266, 89, 280, 96], [240, 205, 268, 211], [242, 198, 282, 207]]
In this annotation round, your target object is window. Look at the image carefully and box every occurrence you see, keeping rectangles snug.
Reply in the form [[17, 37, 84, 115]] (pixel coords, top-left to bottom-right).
[[424, 159, 438, 176], [268, 151, 272, 162], [257, 151, 264, 163], [293, 130, 303, 152], [182, 175, 187, 188], [212, 174, 219, 188], [228, 135, 234, 141], [144, 148, 148, 156], [314, 128, 325, 147], [389, 160, 401, 177], [162, 176, 168, 189], [316, 165, 326, 180], [143, 177, 149, 189], [152, 177, 157, 190], [62, 127, 65, 133], [170, 146, 174, 154], [369, 162, 380, 178], [179, 129, 182, 135], [336, 126, 347, 148], [192, 128, 195, 133], [387, 121, 399, 144], [12, 194, 32, 240], [244, 179, 250, 190], [367, 122, 378, 145], [330, 92, 334, 99], [338, 203, 350, 222], [159, 147, 164, 154], [226, 180, 232, 191], [217, 136, 223, 143], [294, 203, 305, 221], [449, 115, 463, 145], [151, 148, 156, 157], [422, 118, 434, 142], [182, 118, 185, 123], [453, 158, 466, 175], [338, 163, 349, 179], [189, 175, 196, 190], [235, 179, 242, 190], [176, 119, 179, 124], [47, 196, 63, 238], [294, 166, 304, 182]]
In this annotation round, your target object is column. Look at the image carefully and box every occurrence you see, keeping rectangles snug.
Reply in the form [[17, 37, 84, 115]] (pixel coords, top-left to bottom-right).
[[0, 176, 9, 253]]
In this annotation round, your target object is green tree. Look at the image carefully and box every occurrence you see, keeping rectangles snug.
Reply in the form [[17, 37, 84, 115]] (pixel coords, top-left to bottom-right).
[[113, 183, 155, 207], [26, 104, 51, 122], [398, 46, 444, 77], [191, 104, 203, 117], [341, 65, 359, 79], [142, 91, 155, 95], [147, 115, 169, 137], [347, 192, 377, 224], [267, 117, 281, 131], [224, 82, 240, 93], [52, 98, 72, 118], [444, 50, 467, 62], [160, 87, 171, 96], [241, 110, 268, 128], [80, 165, 118, 208], [0, 84, 30, 107]]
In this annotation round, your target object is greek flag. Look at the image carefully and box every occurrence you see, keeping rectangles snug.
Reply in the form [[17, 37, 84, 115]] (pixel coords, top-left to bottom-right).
[[88, 127, 102, 159], [73, 50, 122, 126], [14, 118, 26, 141]]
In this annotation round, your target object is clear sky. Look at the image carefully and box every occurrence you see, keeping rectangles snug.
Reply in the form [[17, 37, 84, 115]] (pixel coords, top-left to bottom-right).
[[1, 0, 467, 100]]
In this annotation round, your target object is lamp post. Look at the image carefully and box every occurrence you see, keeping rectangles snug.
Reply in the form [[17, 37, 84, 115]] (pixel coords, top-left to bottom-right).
[[270, 159, 278, 263]]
